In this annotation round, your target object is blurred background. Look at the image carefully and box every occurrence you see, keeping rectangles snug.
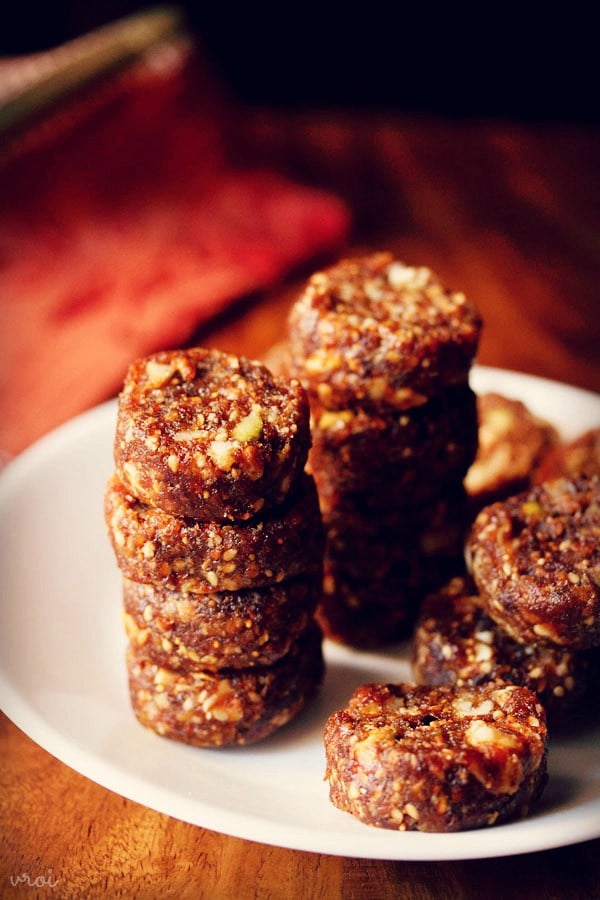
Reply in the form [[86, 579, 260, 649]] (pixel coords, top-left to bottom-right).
[[2, 0, 598, 454], [1, 1, 596, 123]]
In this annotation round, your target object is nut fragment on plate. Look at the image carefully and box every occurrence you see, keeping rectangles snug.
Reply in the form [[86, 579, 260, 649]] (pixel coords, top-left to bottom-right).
[[114, 347, 310, 521], [323, 681, 547, 832]]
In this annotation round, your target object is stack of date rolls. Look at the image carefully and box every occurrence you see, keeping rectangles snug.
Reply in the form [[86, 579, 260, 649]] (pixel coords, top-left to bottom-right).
[[104, 347, 325, 747], [287, 253, 483, 647]]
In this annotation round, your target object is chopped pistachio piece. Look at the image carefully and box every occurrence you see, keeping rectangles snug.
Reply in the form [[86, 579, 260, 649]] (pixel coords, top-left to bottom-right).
[[233, 405, 263, 442]]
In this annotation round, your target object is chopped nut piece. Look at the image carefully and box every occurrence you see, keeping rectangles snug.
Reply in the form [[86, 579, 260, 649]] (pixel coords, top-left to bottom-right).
[[207, 440, 236, 471], [233, 405, 264, 442], [144, 359, 176, 388]]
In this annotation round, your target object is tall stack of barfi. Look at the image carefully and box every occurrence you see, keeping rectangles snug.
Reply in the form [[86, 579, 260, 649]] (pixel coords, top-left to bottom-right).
[[287, 253, 482, 646], [105, 347, 325, 747]]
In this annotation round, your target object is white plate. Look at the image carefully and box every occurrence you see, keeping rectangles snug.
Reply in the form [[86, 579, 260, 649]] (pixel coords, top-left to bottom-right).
[[0, 366, 599, 861]]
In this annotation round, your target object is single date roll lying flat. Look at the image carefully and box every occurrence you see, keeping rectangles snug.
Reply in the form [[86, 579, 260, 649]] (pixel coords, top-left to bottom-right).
[[324, 681, 548, 832]]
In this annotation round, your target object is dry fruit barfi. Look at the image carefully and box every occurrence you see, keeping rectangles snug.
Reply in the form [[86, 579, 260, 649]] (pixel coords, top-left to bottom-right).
[[308, 385, 477, 507], [114, 347, 311, 521], [287, 253, 482, 412], [465, 393, 559, 512], [317, 562, 423, 648], [413, 575, 598, 723], [319, 485, 469, 579], [323, 681, 547, 832], [533, 426, 600, 483], [128, 622, 324, 747], [467, 475, 600, 649], [122, 574, 320, 671], [104, 472, 323, 593], [318, 506, 468, 649]]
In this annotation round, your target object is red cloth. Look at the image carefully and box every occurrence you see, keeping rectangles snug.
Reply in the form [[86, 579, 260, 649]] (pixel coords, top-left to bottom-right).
[[0, 40, 349, 455]]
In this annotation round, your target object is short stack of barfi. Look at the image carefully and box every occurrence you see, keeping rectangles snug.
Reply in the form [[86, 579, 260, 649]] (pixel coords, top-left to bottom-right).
[[412, 573, 599, 725], [287, 253, 482, 646], [413, 474, 600, 725], [105, 347, 325, 747]]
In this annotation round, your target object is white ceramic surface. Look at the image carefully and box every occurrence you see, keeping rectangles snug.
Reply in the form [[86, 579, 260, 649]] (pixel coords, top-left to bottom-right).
[[0, 367, 599, 860]]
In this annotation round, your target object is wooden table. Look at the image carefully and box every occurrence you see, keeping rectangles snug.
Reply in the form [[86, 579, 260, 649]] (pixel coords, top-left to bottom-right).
[[2, 109, 599, 899]]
